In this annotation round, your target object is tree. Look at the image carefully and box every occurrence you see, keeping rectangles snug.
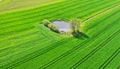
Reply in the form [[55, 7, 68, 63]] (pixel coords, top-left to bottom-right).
[[70, 18, 81, 34]]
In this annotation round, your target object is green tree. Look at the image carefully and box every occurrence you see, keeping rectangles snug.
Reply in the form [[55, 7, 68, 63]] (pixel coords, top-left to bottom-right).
[[70, 18, 81, 33]]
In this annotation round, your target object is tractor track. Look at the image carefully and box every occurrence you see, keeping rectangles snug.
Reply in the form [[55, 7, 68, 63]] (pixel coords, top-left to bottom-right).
[[39, 16, 120, 68], [1, 38, 72, 68], [82, 4, 120, 24], [70, 30, 120, 69], [99, 47, 120, 69]]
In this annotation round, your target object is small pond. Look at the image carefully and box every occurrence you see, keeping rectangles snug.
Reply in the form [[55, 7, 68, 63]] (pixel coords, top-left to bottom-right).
[[52, 20, 71, 33]]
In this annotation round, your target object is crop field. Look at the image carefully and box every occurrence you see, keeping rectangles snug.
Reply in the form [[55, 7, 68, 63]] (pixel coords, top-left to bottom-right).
[[0, 0, 120, 69], [0, 0, 63, 12]]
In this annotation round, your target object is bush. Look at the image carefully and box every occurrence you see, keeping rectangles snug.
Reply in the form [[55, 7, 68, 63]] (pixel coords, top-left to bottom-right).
[[42, 19, 51, 27], [48, 24, 60, 33]]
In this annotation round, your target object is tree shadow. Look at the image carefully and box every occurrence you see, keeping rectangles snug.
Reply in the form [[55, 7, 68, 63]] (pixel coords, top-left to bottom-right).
[[72, 31, 89, 40]]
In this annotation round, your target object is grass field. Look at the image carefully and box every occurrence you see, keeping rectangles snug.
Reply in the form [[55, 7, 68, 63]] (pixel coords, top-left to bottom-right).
[[0, 0, 63, 12], [0, 0, 120, 69]]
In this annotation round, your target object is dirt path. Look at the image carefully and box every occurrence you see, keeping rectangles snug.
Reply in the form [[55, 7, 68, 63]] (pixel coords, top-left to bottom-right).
[[82, 4, 120, 25]]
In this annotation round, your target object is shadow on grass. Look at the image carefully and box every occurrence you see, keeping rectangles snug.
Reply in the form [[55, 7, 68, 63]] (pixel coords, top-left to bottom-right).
[[72, 31, 89, 40]]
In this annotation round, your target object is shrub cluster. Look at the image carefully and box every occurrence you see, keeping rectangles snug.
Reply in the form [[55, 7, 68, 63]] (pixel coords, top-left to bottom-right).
[[42, 18, 82, 35], [42, 19, 51, 27], [42, 19, 60, 33]]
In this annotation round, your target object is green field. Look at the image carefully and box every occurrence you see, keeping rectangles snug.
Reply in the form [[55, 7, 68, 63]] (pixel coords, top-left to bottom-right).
[[0, 0, 120, 69], [0, 0, 63, 12]]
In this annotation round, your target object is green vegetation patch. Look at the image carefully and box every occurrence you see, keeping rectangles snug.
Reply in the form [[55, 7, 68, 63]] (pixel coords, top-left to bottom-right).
[[0, 0, 64, 13], [0, 0, 120, 69]]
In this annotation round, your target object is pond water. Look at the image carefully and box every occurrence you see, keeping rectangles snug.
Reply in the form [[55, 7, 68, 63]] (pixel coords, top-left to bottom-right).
[[52, 20, 71, 33]]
